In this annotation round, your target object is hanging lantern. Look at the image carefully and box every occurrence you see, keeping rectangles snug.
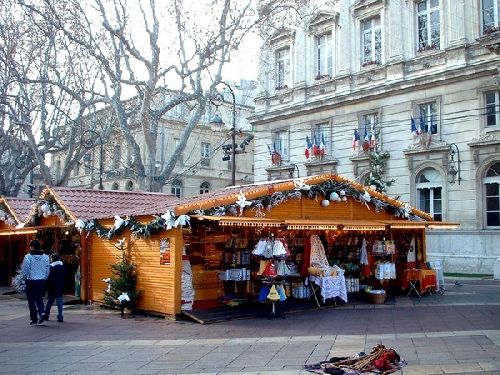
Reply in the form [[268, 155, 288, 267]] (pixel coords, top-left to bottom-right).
[[321, 199, 330, 207]]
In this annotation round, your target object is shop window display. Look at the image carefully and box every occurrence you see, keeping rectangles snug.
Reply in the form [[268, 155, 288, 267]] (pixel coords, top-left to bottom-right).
[[184, 222, 427, 309]]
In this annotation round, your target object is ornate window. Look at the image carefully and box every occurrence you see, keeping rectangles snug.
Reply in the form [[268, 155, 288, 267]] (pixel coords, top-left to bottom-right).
[[417, 0, 440, 52], [482, 0, 500, 34], [485, 90, 500, 126], [418, 102, 438, 134], [174, 138, 183, 165], [271, 129, 289, 162], [485, 162, 500, 227], [361, 16, 382, 66], [416, 168, 442, 221], [200, 181, 210, 194], [113, 145, 121, 169], [275, 47, 290, 89], [358, 112, 379, 152], [201, 142, 210, 167], [171, 179, 183, 198], [315, 33, 333, 78], [311, 122, 331, 158]]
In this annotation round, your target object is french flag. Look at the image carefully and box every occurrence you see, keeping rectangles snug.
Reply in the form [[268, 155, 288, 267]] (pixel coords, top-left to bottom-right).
[[305, 136, 312, 159], [319, 134, 325, 157], [411, 117, 419, 136], [370, 124, 376, 147], [312, 135, 319, 156], [352, 129, 360, 150]]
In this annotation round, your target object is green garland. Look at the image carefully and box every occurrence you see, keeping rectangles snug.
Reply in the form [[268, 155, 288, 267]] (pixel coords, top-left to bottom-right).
[[80, 179, 419, 240]]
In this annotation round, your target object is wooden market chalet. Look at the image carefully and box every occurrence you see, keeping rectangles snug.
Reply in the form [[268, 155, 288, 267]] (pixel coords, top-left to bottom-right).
[[0, 174, 457, 319]]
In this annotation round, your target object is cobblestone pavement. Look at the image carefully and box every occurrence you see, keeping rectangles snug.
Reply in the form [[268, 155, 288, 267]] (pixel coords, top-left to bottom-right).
[[1, 279, 500, 375]]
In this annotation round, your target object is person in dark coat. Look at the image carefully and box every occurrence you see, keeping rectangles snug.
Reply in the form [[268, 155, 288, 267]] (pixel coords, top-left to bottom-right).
[[44, 253, 65, 322], [21, 239, 50, 325]]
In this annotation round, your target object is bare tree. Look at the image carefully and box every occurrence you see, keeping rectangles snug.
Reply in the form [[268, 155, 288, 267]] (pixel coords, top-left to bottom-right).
[[0, 0, 104, 196], [16, 0, 264, 191]]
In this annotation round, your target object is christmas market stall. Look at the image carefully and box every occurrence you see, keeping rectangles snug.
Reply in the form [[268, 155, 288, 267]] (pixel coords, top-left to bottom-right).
[[0, 196, 37, 286], [170, 173, 458, 320], [20, 186, 180, 306], [74, 173, 457, 320]]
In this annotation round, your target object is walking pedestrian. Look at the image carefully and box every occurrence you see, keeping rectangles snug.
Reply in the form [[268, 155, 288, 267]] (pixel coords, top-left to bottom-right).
[[44, 253, 65, 322], [21, 239, 50, 325]]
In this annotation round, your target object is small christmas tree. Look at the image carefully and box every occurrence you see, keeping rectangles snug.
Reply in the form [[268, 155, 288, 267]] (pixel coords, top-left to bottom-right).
[[367, 150, 395, 193], [103, 238, 139, 316]]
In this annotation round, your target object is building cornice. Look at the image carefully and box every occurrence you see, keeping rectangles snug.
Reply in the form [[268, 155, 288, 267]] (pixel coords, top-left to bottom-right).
[[250, 61, 498, 125]]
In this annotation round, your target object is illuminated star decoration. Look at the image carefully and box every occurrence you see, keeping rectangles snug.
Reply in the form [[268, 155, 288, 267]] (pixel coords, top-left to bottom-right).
[[113, 215, 125, 230], [235, 190, 252, 216], [117, 292, 130, 302], [75, 219, 86, 232], [102, 278, 111, 292], [174, 214, 191, 228], [115, 237, 126, 249], [161, 210, 176, 230], [293, 178, 311, 191]]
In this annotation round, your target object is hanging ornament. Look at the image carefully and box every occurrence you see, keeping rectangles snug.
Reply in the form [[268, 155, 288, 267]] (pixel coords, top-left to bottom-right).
[[362, 190, 371, 202], [41, 202, 50, 213], [235, 190, 252, 216], [341, 196, 347, 202], [321, 199, 330, 207], [329, 191, 340, 201], [339, 190, 346, 196]]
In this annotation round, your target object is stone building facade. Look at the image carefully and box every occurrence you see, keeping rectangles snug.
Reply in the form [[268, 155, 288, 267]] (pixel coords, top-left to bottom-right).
[[52, 82, 255, 198], [250, 0, 500, 274]]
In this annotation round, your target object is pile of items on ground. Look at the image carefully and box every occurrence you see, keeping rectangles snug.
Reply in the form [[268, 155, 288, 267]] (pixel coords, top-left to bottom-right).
[[304, 344, 405, 374]]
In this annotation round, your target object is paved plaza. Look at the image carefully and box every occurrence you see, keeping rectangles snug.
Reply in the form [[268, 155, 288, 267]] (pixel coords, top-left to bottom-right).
[[1, 279, 500, 375]]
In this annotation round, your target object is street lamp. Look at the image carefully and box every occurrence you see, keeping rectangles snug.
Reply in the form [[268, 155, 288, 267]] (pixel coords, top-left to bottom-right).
[[447, 143, 461, 185], [14, 154, 35, 197], [81, 129, 104, 190], [210, 82, 238, 186]]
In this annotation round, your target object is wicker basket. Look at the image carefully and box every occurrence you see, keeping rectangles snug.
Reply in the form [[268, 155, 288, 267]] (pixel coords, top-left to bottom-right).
[[369, 293, 386, 305]]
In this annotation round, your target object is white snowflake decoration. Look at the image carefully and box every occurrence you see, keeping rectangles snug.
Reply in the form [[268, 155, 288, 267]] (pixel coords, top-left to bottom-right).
[[235, 191, 252, 216]]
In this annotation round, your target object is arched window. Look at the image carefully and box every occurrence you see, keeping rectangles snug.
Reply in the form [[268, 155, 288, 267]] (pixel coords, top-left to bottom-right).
[[125, 180, 133, 191], [171, 179, 183, 198], [111, 182, 119, 190], [200, 181, 210, 194], [416, 168, 442, 221], [484, 162, 500, 227]]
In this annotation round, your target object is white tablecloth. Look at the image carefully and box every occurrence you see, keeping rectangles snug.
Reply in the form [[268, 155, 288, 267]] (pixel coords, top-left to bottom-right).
[[309, 275, 348, 303]]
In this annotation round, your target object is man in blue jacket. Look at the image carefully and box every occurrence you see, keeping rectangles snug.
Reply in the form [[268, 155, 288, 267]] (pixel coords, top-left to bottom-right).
[[44, 253, 65, 322], [21, 240, 50, 325]]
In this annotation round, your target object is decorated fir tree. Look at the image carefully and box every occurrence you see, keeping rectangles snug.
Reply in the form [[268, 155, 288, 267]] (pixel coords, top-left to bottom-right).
[[367, 150, 395, 193], [103, 238, 140, 316]]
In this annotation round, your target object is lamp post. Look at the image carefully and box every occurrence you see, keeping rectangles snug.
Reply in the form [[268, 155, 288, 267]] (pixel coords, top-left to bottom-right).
[[210, 82, 237, 186], [81, 129, 104, 190], [447, 143, 461, 185], [14, 154, 35, 197]]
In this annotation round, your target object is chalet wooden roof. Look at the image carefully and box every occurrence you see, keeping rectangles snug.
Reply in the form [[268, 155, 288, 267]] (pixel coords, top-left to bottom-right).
[[25, 186, 179, 223], [175, 173, 434, 221], [0, 196, 35, 225]]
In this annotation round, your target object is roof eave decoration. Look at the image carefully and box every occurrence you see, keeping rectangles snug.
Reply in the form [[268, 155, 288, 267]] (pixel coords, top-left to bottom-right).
[[176, 173, 433, 221], [0, 197, 21, 227], [24, 186, 75, 226]]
